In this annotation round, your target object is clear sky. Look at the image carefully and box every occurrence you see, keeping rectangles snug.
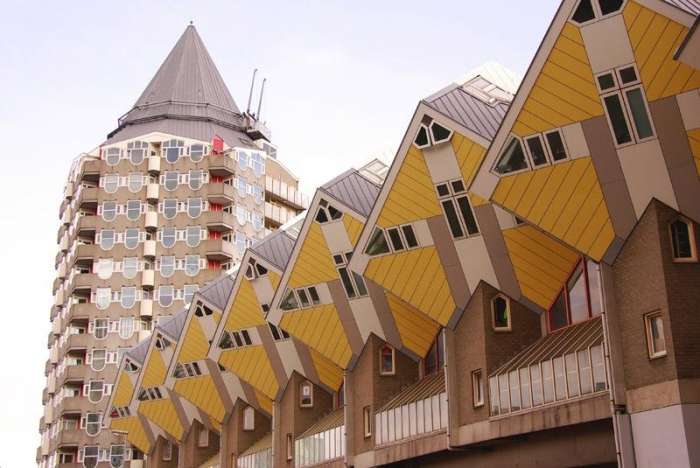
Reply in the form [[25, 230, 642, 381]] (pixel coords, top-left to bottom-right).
[[0, 0, 557, 465]]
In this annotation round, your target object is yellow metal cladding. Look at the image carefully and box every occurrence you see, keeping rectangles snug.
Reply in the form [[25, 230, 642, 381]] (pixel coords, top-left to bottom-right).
[[503, 225, 581, 309], [512, 23, 603, 137], [268, 270, 281, 290], [343, 213, 364, 246], [386, 293, 441, 358], [219, 346, 278, 399], [173, 376, 225, 423], [451, 133, 487, 186], [365, 247, 455, 326], [141, 352, 168, 388], [138, 399, 184, 440], [113, 372, 134, 407], [687, 129, 700, 177], [255, 389, 273, 415], [225, 277, 267, 332], [309, 347, 344, 391], [178, 319, 212, 364], [377, 146, 442, 228], [279, 303, 352, 368], [287, 222, 339, 288], [111, 416, 151, 453], [623, 2, 700, 102], [492, 157, 614, 261]]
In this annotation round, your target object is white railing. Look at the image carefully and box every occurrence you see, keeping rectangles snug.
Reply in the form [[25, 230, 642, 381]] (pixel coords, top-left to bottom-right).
[[237, 448, 272, 468], [375, 392, 447, 445], [265, 177, 308, 208], [295, 425, 345, 467]]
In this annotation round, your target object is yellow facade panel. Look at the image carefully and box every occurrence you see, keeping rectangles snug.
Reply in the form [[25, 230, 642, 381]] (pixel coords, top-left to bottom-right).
[[343, 213, 364, 246], [173, 376, 225, 423], [219, 346, 279, 399], [178, 319, 210, 364], [138, 399, 184, 440], [562, 184, 604, 247], [113, 373, 134, 407], [287, 222, 339, 289], [226, 278, 266, 332], [452, 135, 486, 185], [503, 170, 535, 209], [515, 166, 553, 216], [589, 219, 615, 261], [540, 159, 592, 232], [255, 390, 273, 415], [309, 347, 344, 391], [141, 352, 167, 389], [386, 293, 440, 358], [111, 417, 151, 454], [574, 201, 611, 254]]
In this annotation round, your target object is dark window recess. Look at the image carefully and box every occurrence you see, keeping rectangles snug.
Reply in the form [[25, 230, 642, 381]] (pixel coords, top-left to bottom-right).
[[436, 183, 450, 197], [261, 304, 270, 313], [424, 333, 445, 376], [269, 323, 281, 341], [618, 66, 637, 84], [241, 330, 252, 345], [328, 205, 342, 220], [572, 0, 595, 23], [387, 228, 405, 251], [280, 290, 299, 310], [365, 228, 390, 256], [493, 296, 509, 329], [219, 332, 234, 349], [256, 264, 268, 276], [297, 289, 310, 307], [402, 225, 418, 248], [457, 196, 479, 235], [339, 268, 357, 298], [451, 179, 465, 193], [549, 293, 569, 331], [670, 220, 693, 258], [597, 73, 616, 91], [414, 126, 430, 147], [495, 138, 528, 174], [352, 272, 368, 296], [603, 95, 632, 145], [598, 0, 624, 15], [545, 131, 568, 161], [333, 254, 344, 265], [625, 88, 654, 139], [442, 200, 464, 238], [315, 208, 328, 223], [233, 333, 243, 347], [308, 287, 320, 305], [431, 122, 452, 142], [526, 136, 549, 166]]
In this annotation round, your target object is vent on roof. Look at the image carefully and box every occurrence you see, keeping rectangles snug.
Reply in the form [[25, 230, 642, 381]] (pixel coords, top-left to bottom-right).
[[358, 159, 389, 185], [463, 75, 514, 105]]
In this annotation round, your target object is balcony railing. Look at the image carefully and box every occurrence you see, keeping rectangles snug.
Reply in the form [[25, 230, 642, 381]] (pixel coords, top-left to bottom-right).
[[265, 177, 308, 209], [295, 409, 345, 467], [238, 447, 272, 468]]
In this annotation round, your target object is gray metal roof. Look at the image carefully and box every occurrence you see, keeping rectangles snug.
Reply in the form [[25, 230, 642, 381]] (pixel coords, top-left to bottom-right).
[[198, 273, 235, 309], [251, 230, 297, 270], [108, 24, 245, 140], [126, 337, 151, 364], [104, 117, 252, 146], [662, 0, 700, 15], [424, 83, 509, 142], [320, 169, 381, 218], [157, 308, 189, 340]]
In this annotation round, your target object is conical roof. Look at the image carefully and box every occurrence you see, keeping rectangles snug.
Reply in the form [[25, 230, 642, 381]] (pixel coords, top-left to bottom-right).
[[107, 24, 247, 142]]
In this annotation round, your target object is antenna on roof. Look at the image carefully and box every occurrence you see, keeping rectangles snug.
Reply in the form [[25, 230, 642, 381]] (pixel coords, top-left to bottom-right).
[[246, 68, 258, 115], [189, 20, 194, 25], [256, 78, 267, 121]]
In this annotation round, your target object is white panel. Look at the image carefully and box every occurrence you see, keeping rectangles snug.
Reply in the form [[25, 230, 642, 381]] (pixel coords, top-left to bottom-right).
[[631, 404, 693, 468], [348, 296, 385, 342], [423, 143, 461, 184], [454, 235, 498, 292], [315, 283, 333, 305], [276, 340, 304, 378], [321, 221, 352, 255], [562, 122, 590, 159], [617, 139, 678, 217], [581, 15, 635, 74], [251, 276, 275, 305], [412, 219, 434, 246], [676, 90, 700, 131], [494, 205, 518, 230]]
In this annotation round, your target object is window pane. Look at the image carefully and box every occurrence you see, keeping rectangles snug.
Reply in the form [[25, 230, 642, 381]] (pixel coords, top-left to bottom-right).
[[572, 0, 595, 23], [545, 131, 568, 161], [365, 228, 390, 255], [597, 73, 615, 91], [495, 138, 528, 174], [519, 368, 532, 409], [598, 0, 624, 15], [650, 315, 666, 355], [489, 377, 499, 415], [553, 356, 567, 400], [526, 136, 549, 166], [604, 94, 632, 145], [401, 225, 418, 248], [549, 292, 568, 331], [586, 260, 604, 316], [578, 349, 593, 394], [530, 364, 543, 406], [508, 371, 521, 411], [671, 220, 693, 258], [618, 66, 638, 84], [625, 88, 653, 139], [567, 263, 589, 324], [441, 200, 464, 238], [565, 353, 580, 397], [457, 196, 479, 235], [591, 344, 607, 391], [352, 272, 368, 296], [542, 361, 555, 403], [493, 296, 509, 329], [387, 228, 404, 251]]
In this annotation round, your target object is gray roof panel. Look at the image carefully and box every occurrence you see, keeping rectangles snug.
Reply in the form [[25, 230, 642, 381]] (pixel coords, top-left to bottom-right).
[[251, 230, 297, 270], [662, 0, 700, 15], [126, 338, 151, 364], [157, 308, 189, 340], [320, 169, 381, 218], [198, 273, 235, 309]]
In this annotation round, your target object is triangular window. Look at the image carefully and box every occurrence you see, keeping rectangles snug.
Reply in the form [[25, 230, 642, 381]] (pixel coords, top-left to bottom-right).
[[494, 137, 529, 175]]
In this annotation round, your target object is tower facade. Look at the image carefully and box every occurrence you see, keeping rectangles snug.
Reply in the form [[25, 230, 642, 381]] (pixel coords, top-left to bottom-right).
[[37, 25, 306, 467]]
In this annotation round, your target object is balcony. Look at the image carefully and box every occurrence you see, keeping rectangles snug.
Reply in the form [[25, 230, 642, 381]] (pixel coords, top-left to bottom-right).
[[264, 202, 297, 227], [64, 182, 74, 200], [295, 409, 345, 467], [65, 272, 95, 297], [67, 302, 93, 321], [238, 433, 273, 468], [141, 270, 155, 289], [77, 159, 100, 184], [56, 394, 84, 414], [206, 182, 235, 205], [58, 365, 88, 388], [61, 333, 90, 354], [140, 299, 153, 318], [207, 154, 235, 177], [202, 238, 236, 261], [143, 240, 156, 258], [201, 211, 235, 232], [75, 186, 98, 208], [55, 427, 82, 448], [148, 155, 160, 173], [266, 177, 308, 210], [147, 183, 159, 201], [53, 277, 63, 296], [145, 211, 158, 230]]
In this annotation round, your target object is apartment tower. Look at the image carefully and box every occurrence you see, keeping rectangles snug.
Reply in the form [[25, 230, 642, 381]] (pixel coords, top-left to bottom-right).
[[37, 25, 306, 467]]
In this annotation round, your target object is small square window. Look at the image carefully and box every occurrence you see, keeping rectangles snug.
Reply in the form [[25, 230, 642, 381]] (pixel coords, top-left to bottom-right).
[[379, 345, 395, 376], [545, 131, 568, 161], [401, 225, 418, 248], [436, 183, 450, 197], [472, 370, 484, 407], [387, 228, 404, 252], [645, 312, 667, 359], [300, 381, 314, 407], [597, 73, 616, 91], [618, 66, 638, 85], [286, 433, 293, 461]]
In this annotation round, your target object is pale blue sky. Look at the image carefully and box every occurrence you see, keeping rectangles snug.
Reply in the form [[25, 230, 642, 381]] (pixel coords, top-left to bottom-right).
[[0, 0, 557, 465]]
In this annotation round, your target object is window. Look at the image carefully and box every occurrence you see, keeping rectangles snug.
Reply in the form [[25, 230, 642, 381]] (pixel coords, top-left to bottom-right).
[[525, 135, 549, 167], [160, 227, 176, 248], [184, 284, 198, 304], [123, 257, 139, 279], [189, 143, 206, 162], [163, 171, 178, 191], [119, 317, 134, 339], [414, 124, 430, 148], [124, 228, 139, 249], [100, 230, 115, 250], [238, 149, 250, 169], [430, 121, 453, 144], [365, 227, 390, 256], [268, 323, 290, 341], [379, 345, 395, 375], [88, 381, 104, 403], [185, 226, 202, 247], [424, 333, 445, 376], [91, 349, 106, 371], [494, 137, 528, 174], [159, 256, 175, 277], [280, 289, 300, 311], [413, 120, 453, 148], [198, 427, 209, 447], [571, 0, 624, 24], [492, 295, 511, 331], [95, 288, 111, 311], [128, 173, 143, 193], [252, 152, 265, 176], [315, 199, 343, 224], [103, 174, 119, 194], [286, 434, 293, 461], [670, 218, 697, 261], [188, 198, 203, 218], [96, 259, 113, 279], [94, 317, 109, 338], [363, 406, 372, 438], [189, 169, 204, 190], [83, 446, 99, 468], [159, 285, 174, 307], [243, 406, 255, 431], [127, 140, 148, 165], [162, 199, 177, 219], [472, 370, 484, 407], [548, 259, 604, 331], [102, 201, 117, 221], [105, 147, 121, 165], [645, 312, 667, 358], [163, 440, 173, 461], [185, 255, 200, 276], [110, 445, 125, 468], [126, 200, 141, 221], [545, 130, 568, 161], [436, 180, 479, 239], [597, 65, 654, 146], [300, 381, 314, 407], [163, 139, 184, 163], [334, 251, 368, 299], [401, 225, 418, 248]]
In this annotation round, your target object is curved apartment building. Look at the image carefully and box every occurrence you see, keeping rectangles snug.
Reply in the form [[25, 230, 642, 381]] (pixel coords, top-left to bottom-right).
[[37, 24, 306, 467]]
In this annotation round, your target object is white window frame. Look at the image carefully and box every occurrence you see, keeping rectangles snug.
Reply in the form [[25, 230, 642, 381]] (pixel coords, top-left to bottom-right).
[[379, 345, 396, 376], [645, 311, 667, 359], [300, 381, 314, 408], [491, 294, 512, 332], [243, 406, 255, 431]]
